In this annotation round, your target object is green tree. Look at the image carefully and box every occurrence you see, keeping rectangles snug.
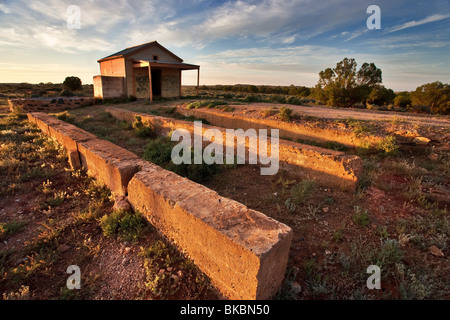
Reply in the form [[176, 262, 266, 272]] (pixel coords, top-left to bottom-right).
[[411, 81, 450, 114], [394, 92, 412, 108], [367, 86, 395, 105], [63, 76, 82, 91], [314, 58, 383, 108], [288, 84, 297, 96], [246, 85, 258, 93]]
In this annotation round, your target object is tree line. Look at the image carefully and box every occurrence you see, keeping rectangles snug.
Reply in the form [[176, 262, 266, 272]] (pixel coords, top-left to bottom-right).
[[201, 84, 311, 97], [312, 58, 449, 114], [202, 58, 449, 115]]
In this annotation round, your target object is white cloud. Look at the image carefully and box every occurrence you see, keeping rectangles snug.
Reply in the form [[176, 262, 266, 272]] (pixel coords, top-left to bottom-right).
[[33, 27, 115, 53], [282, 36, 296, 44], [387, 14, 450, 33], [344, 29, 369, 42], [0, 3, 11, 13]]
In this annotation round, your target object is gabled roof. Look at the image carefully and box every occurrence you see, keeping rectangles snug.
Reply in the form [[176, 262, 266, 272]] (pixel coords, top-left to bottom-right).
[[98, 41, 183, 63]]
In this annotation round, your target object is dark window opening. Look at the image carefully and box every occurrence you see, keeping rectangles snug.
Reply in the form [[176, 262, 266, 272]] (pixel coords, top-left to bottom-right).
[[153, 55, 159, 61]]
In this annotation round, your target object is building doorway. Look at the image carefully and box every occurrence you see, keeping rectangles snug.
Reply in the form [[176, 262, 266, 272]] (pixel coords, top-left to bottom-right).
[[151, 69, 162, 97]]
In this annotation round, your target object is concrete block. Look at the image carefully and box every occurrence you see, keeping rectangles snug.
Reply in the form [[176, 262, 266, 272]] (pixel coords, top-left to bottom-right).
[[27, 112, 62, 135], [47, 122, 97, 151], [77, 139, 142, 196], [127, 162, 293, 300]]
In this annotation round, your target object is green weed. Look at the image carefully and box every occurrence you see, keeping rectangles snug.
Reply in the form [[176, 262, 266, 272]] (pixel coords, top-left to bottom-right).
[[290, 180, 316, 205], [377, 136, 399, 155], [279, 107, 293, 122], [132, 116, 155, 138], [0, 220, 26, 240], [99, 209, 147, 243], [352, 206, 370, 227]]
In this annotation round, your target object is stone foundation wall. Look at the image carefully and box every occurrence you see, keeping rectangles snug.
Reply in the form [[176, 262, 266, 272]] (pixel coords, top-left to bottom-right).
[[106, 107, 363, 190], [178, 107, 383, 147], [9, 97, 94, 113], [26, 111, 293, 300], [128, 162, 292, 299]]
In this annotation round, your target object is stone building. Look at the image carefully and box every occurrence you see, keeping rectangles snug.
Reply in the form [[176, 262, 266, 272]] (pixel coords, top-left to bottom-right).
[[93, 41, 199, 101]]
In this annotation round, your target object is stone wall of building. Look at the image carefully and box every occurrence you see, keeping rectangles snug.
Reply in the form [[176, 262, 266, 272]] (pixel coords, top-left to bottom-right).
[[161, 68, 181, 98], [134, 67, 150, 99], [93, 75, 126, 99]]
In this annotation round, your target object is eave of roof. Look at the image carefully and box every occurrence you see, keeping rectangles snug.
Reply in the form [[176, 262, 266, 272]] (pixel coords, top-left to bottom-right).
[[132, 59, 199, 70], [97, 41, 184, 63]]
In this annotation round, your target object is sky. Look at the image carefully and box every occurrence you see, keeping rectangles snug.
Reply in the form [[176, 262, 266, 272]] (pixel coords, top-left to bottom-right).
[[0, 0, 449, 91]]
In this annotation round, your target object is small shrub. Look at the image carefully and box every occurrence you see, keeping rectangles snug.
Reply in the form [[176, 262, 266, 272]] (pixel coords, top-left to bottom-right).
[[284, 198, 297, 212], [51, 111, 75, 124], [377, 136, 399, 155], [132, 116, 155, 138], [99, 209, 147, 243], [206, 100, 227, 109], [117, 212, 147, 242], [407, 105, 431, 114], [332, 229, 344, 242], [18, 167, 51, 182], [394, 95, 411, 108], [218, 105, 235, 112], [271, 95, 287, 104], [279, 107, 293, 122], [143, 138, 173, 166], [261, 107, 278, 117], [243, 95, 262, 103], [139, 240, 181, 297], [399, 272, 433, 300], [352, 206, 370, 227], [346, 119, 373, 136], [2, 285, 30, 300], [163, 107, 177, 115], [0, 220, 26, 240], [99, 210, 122, 238], [143, 137, 220, 183], [373, 239, 403, 271], [166, 161, 220, 183], [44, 190, 66, 207], [186, 101, 209, 109], [117, 119, 132, 130], [60, 89, 73, 97], [290, 180, 316, 205]]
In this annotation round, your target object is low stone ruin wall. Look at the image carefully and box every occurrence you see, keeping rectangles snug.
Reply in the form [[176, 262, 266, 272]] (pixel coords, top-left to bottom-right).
[[9, 97, 95, 113], [26, 112, 293, 300], [105, 107, 363, 190], [177, 107, 383, 147]]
